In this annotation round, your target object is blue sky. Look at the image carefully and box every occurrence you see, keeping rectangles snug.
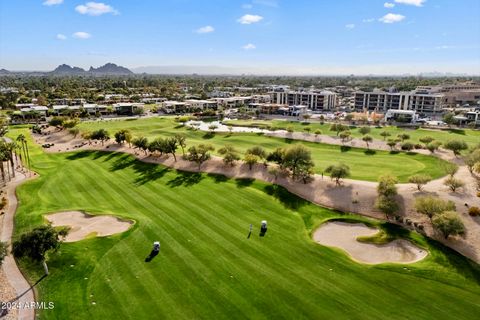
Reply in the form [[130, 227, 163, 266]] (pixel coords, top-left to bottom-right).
[[0, 0, 479, 74]]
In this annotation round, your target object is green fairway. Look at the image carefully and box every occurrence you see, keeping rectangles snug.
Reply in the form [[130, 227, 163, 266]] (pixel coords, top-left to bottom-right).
[[8, 128, 480, 320], [224, 119, 480, 148], [76, 117, 448, 182]]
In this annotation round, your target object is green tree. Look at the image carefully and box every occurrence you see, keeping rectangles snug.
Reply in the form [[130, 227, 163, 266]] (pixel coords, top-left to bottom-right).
[[48, 117, 64, 128], [246, 146, 267, 160], [463, 149, 480, 173], [419, 136, 434, 145], [375, 196, 399, 218], [442, 162, 458, 177], [380, 131, 391, 141], [132, 136, 149, 155], [282, 145, 315, 180], [401, 142, 414, 151], [375, 174, 399, 218], [359, 126, 371, 135], [325, 163, 350, 186], [414, 196, 456, 220], [174, 133, 187, 156], [339, 131, 351, 144], [386, 139, 397, 150], [244, 154, 259, 170], [426, 141, 442, 153], [218, 145, 240, 166], [330, 123, 347, 136], [444, 140, 468, 156], [114, 129, 132, 144], [266, 148, 285, 165], [90, 129, 110, 146], [377, 174, 398, 198], [443, 176, 464, 192], [165, 137, 179, 161], [186, 144, 215, 169], [12, 225, 69, 275], [362, 135, 373, 149], [443, 113, 456, 127], [397, 133, 410, 142], [408, 174, 432, 191], [432, 211, 465, 239]]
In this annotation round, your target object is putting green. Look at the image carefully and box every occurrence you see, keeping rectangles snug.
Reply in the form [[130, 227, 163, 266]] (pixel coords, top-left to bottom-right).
[[8, 128, 480, 320], [77, 117, 448, 182]]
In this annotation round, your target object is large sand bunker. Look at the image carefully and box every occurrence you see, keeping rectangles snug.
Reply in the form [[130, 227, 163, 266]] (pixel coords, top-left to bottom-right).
[[313, 221, 428, 264], [46, 211, 133, 242]]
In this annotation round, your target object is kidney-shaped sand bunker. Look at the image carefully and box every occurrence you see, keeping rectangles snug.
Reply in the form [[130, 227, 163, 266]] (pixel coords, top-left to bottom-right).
[[46, 211, 133, 242], [313, 221, 428, 264]]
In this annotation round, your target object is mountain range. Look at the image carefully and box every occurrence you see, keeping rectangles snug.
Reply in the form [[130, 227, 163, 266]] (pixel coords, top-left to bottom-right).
[[52, 63, 133, 75]]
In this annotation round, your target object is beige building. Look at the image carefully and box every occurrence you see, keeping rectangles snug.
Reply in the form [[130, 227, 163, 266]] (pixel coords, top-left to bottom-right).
[[270, 90, 337, 111]]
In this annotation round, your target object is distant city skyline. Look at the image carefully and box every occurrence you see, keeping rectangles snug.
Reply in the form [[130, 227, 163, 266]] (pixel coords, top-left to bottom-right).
[[1, 0, 479, 75]]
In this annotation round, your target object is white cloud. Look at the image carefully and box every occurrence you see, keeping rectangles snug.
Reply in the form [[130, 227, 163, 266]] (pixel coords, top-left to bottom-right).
[[43, 0, 63, 6], [72, 32, 91, 39], [242, 43, 256, 50], [384, 2, 395, 8], [75, 2, 118, 16], [362, 18, 375, 23], [195, 26, 215, 34], [394, 0, 426, 7], [345, 24, 355, 29], [56, 34, 67, 40], [379, 13, 406, 23], [237, 14, 263, 24], [242, 4, 253, 9]]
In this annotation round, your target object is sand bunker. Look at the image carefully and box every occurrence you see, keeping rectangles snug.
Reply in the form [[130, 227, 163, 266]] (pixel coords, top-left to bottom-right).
[[313, 221, 427, 264], [46, 211, 133, 242]]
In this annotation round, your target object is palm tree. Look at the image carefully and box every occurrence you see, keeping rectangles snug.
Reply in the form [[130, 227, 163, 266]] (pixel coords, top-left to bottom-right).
[[0, 150, 7, 186], [16, 134, 30, 169], [5, 142, 16, 178]]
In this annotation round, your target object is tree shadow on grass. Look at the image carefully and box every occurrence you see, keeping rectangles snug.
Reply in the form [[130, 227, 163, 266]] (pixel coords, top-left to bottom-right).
[[235, 178, 254, 188], [263, 184, 308, 210], [167, 171, 204, 187], [65, 150, 94, 160], [364, 149, 376, 155], [447, 128, 466, 135], [132, 161, 169, 185], [202, 132, 215, 139], [340, 146, 351, 152], [389, 150, 400, 155], [283, 138, 294, 144], [110, 154, 136, 171], [207, 173, 230, 183]]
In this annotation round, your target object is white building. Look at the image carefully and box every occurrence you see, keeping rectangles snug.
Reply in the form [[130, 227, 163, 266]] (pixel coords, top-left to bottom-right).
[[354, 90, 444, 114], [270, 90, 337, 111]]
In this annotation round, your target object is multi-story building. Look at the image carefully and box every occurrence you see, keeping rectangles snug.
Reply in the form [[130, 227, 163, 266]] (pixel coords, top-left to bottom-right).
[[354, 90, 444, 114], [416, 83, 480, 107], [270, 90, 337, 111]]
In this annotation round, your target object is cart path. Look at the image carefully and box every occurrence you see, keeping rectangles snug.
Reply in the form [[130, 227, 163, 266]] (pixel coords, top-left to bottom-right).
[[0, 169, 37, 320]]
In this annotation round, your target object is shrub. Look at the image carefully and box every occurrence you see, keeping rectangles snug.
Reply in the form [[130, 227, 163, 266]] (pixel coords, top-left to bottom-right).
[[443, 176, 465, 192], [432, 211, 465, 239], [468, 207, 480, 217], [401, 142, 414, 151]]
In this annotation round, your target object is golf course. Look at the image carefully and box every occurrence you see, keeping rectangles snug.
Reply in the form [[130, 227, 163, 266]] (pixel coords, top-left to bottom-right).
[[75, 117, 448, 182], [223, 119, 480, 148], [8, 127, 480, 319]]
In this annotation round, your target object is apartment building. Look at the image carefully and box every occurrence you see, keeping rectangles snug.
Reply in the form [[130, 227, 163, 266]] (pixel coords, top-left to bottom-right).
[[270, 90, 337, 111], [354, 90, 444, 114], [416, 83, 480, 106]]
